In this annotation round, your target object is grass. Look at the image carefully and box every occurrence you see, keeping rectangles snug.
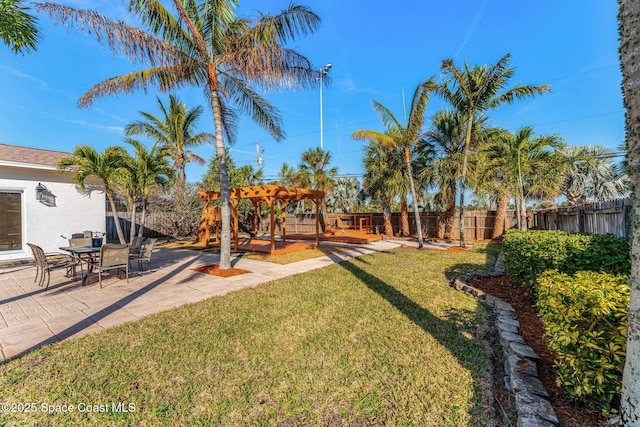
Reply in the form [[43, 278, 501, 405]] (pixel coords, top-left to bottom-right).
[[0, 245, 500, 426]]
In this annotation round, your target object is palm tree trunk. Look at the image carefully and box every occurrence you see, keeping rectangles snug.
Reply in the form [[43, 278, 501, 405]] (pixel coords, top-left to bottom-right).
[[618, 2, 640, 422], [382, 198, 393, 236], [209, 74, 232, 269], [400, 197, 410, 237], [459, 113, 474, 247], [492, 194, 509, 239], [404, 147, 424, 248], [443, 189, 456, 240], [128, 200, 136, 243], [519, 197, 528, 231], [107, 192, 126, 244], [138, 198, 148, 238]]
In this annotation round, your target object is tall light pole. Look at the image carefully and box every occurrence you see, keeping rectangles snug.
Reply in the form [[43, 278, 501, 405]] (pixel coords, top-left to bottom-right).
[[319, 63, 331, 150]]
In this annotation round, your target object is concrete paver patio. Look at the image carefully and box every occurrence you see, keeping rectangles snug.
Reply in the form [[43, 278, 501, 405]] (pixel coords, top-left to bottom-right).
[[0, 239, 447, 361]]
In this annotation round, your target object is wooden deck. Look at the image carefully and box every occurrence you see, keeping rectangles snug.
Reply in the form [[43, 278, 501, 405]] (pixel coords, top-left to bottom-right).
[[286, 230, 382, 244]]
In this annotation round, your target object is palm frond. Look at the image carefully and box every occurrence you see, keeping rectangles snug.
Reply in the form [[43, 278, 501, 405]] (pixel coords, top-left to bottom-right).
[[0, 0, 40, 53]]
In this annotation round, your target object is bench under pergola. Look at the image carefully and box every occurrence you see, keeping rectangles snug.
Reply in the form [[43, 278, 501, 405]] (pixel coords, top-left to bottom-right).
[[197, 185, 325, 254]]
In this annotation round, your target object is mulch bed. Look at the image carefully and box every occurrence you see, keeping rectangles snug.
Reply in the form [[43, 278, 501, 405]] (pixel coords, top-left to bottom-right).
[[468, 275, 608, 427], [192, 264, 250, 277]]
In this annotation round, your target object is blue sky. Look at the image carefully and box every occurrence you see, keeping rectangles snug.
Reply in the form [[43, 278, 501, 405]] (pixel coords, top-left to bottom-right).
[[0, 1, 624, 185]]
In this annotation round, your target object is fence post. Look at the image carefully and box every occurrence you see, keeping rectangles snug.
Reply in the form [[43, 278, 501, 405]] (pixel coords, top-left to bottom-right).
[[578, 208, 585, 233]]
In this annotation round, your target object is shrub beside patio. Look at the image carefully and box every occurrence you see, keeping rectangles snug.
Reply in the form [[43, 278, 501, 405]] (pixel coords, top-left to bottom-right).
[[0, 247, 499, 426]]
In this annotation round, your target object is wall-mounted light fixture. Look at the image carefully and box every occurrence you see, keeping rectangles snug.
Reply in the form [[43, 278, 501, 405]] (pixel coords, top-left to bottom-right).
[[36, 183, 47, 201], [35, 183, 57, 207]]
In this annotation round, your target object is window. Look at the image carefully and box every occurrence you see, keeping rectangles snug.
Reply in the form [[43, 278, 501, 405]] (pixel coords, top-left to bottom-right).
[[0, 192, 22, 251]]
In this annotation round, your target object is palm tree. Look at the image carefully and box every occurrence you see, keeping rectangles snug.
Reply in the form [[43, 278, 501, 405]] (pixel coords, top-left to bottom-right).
[[327, 176, 362, 213], [352, 83, 431, 247], [429, 53, 550, 245], [424, 110, 483, 239], [122, 139, 174, 240], [618, 2, 640, 421], [37, 1, 320, 269], [56, 145, 128, 243], [560, 145, 630, 205], [475, 131, 513, 239], [482, 127, 564, 230], [125, 95, 211, 194], [1, 0, 39, 53], [278, 162, 295, 186], [362, 141, 400, 237], [297, 147, 337, 231]]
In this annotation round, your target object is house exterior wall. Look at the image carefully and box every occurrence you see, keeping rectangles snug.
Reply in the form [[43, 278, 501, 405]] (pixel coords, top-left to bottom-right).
[[0, 164, 105, 262]]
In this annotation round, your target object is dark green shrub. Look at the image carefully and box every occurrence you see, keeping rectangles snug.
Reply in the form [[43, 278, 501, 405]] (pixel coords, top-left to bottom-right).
[[503, 230, 630, 294], [537, 270, 628, 414]]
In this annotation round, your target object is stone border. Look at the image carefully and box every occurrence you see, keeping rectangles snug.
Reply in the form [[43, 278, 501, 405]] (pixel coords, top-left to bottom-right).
[[450, 253, 559, 427]]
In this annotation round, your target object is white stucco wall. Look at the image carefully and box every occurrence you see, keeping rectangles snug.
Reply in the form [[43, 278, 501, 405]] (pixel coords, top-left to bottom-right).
[[0, 165, 105, 262]]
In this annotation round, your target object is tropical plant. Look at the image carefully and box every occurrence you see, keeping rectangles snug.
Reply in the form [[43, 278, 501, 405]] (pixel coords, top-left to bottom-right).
[[429, 53, 550, 245], [618, 1, 640, 422], [56, 144, 128, 243], [326, 176, 362, 213], [121, 138, 174, 240], [297, 147, 337, 231], [560, 144, 630, 205], [481, 127, 564, 230], [352, 83, 432, 247], [277, 162, 296, 187], [0, 0, 39, 53], [37, 1, 320, 269], [125, 95, 211, 193], [362, 140, 400, 236], [423, 110, 482, 239]]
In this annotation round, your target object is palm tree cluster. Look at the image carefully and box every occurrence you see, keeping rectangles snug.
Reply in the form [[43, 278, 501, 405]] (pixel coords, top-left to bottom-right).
[[354, 53, 629, 245], [56, 95, 213, 244]]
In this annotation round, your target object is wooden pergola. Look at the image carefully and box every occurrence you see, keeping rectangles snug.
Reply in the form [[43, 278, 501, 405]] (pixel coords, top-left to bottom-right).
[[197, 185, 325, 254]]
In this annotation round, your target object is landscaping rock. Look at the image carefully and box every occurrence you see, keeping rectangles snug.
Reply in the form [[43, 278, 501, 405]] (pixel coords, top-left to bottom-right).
[[515, 391, 559, 425], [508, 354, 538, 377], [509, 342, 540, 360], [511, 371, 549, 398], [497, 319, 520, 334]]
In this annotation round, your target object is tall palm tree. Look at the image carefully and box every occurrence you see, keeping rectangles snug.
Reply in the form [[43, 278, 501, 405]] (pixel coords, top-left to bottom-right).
[[37, 1, 320, 269], [125, 95, 211, 193], [297, 147, 337, 231], [56, 145, 128, 243], [429, 53, 550, 245], [352, 83, 431, 247], [560, 145, 630, 205], [482, 127, 564, 230], [0, 0, 39, 53], [618, 2, 640, 422], [362, 140, 400, 237], [122, 138, 174, 239]]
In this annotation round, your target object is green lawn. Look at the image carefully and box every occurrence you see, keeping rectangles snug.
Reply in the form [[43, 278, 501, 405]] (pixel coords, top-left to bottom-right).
[[0, 245, 500, 426]]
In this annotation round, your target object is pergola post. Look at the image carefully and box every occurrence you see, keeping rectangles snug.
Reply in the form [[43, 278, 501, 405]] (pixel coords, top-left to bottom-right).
[[314, 199, 320, 248], [269, 200, 276, 254], [232, 200, 239, 250]]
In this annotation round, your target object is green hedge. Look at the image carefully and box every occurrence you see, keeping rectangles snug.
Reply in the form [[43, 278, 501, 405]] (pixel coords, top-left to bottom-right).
[[503, 230, 630, 295], [537, 270, 629, 413]]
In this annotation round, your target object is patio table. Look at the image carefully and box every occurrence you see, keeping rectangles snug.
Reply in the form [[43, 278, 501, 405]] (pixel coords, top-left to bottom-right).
[[59, 245, 101, 286]]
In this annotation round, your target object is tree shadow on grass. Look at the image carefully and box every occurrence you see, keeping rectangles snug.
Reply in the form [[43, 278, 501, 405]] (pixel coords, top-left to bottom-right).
[[335, 255, 499, 423]]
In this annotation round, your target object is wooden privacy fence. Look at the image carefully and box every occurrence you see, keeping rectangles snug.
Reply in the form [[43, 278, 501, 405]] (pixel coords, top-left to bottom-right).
[[107, 212, 168, 240], [285, 211, 518, 241], [108, 209, 527, 241], [532, 198, 631, 237]]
